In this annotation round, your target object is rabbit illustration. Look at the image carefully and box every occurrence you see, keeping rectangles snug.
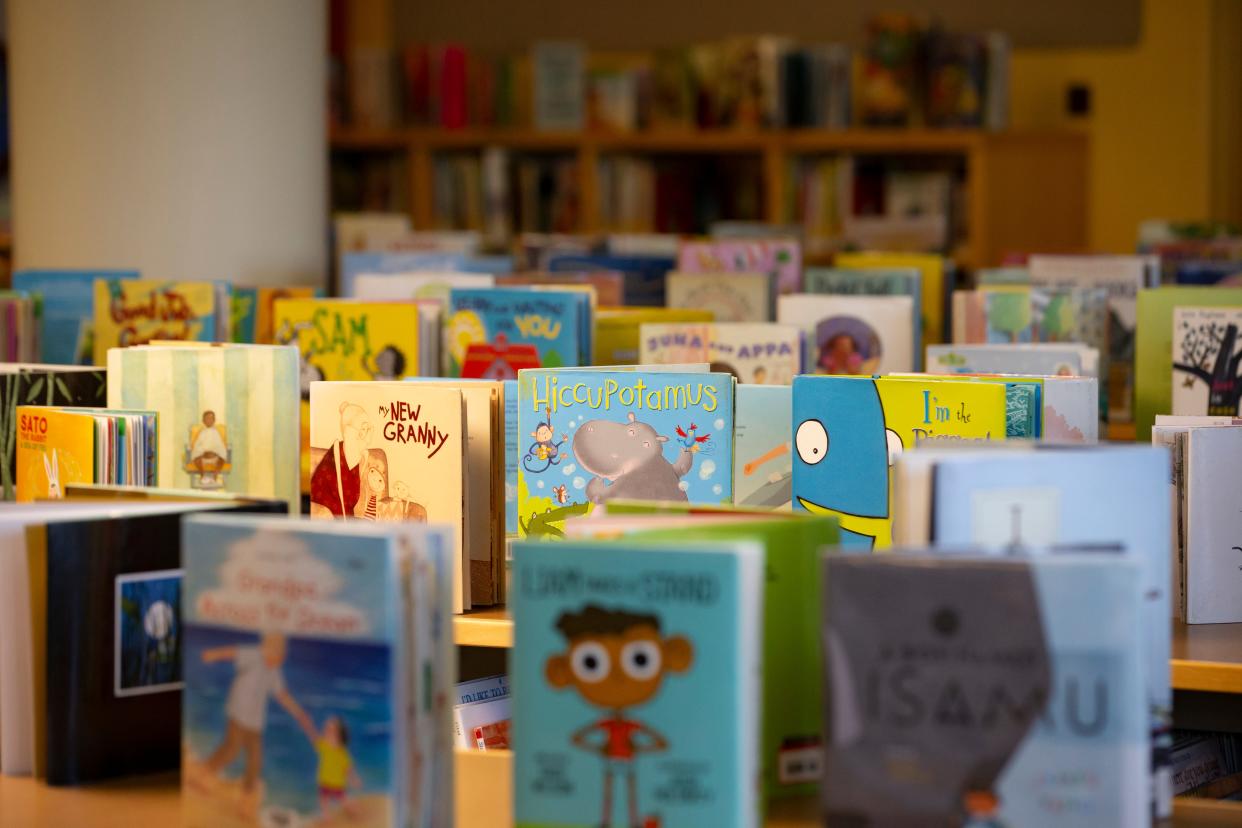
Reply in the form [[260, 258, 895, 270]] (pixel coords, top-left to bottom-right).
[[43, 450, 62, 499]]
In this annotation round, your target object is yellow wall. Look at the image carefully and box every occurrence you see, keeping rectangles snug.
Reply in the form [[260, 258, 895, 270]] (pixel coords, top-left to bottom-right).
[[1009, 0, 1214, 252]]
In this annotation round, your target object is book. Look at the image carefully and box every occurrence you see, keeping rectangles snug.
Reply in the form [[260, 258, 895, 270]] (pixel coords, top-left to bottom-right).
[[453, 695, 511, 750], [791, 375, 1007, 549], [927, 342, 1096, 379], [677, 239, 801, 294], [497, 271, 626, 306], [1182, 426, 1242, 623], [802, 266, 923, 367], [0, 291, 39, 362], [106, 344, 301, 513], [516, 369, 735, 538], [1172, 306, 1242, 417], [533, 41, 585, 130], [639, 323, 801, 385], [15, 407, 157, 501], [512, 537, 763, 828], [446, 288, 591, 378], [92, 279, 225, 365], [834, 251, 947, 349], [888, 372, 1043, 439], [309, 381, 470, 614], [734, 384, 793, 509], [822, 552, 1148, 826], [351, 271, 495, 303], [182, 514, 454, 828], [504, 379, 519, 537], [546, 252, 674, 306], [11, 270, 138, 365], [594, 307, 714, 365], [665, 271, 775, 323], [231, 286, 321, 345], [777, 293, 915, 374], [455, 674, 509, 706], [340, 251, 470, 299]]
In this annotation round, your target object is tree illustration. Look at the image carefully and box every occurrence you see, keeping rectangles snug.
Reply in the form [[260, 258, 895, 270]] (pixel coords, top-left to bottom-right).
[[1040, 294, 1077, 342], [988, 292, 1031, 343], [1174, 319, 1242, 415]]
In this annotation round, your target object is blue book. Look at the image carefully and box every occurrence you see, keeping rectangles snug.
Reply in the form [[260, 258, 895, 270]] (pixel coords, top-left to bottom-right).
[[517, 368, 735, 537], [512, 538, 763, 828], [13, 269, 139, 364], [181, 514, 454, 828], [457, 255, 515, 275], [823, 552, 1147, 826], [733, 384, 792, 509], [546, 253, 675, 306], [340, 251, 467, 298], [447, 288, 592, 378], [927, 343, 1090, 378]]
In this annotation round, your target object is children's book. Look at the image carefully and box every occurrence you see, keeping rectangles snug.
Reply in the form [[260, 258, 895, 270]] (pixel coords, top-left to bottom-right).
[[516, 369, 735, 538], [352, 271, 495, 304], [339, 251, 469, 298], [446, 288, 591, 378], [665, 271, 775, 322], [182, 514, 454, 828], [594, 307, 714, 365], [503, 379, 519, 538], [639, 322, 801, 384], [802, 266, 923, 367], [1183, 426, 1242, 623], [231, 286, 321, 344], [0, 291, 40, 363], [677, 238, 802, 294], [734, 384, 793, 509], [834, 251, 947, 348], [889, 372, 1042, 439], [777, 293, 914, 374], [92, 279, 224, 365], [453, 695, 512, 749], [1172, 306, 1242, 417], [546, 253, 674, 306], [791, 375, 1007, 549], [512, 538, 763, 828], [333, 212, 413, 274], [15, 407, 157, 501], [12, 270, 138, 365], [106, 344, 301, 513], [497, 271, 626, 306], [927, 342, 1094, 379], [822, 552, 1148, 827]]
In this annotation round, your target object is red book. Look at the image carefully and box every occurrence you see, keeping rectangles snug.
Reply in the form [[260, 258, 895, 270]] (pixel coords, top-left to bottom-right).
[[439, 44, 469, 129], [403, 44, 432, 125]]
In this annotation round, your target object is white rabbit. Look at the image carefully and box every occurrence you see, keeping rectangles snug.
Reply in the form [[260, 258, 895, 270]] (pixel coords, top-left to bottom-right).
[[43, 450, 62, 499]]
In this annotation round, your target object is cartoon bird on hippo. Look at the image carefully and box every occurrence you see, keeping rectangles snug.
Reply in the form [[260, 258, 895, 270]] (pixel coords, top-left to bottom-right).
[[572, 412, 700, 504]]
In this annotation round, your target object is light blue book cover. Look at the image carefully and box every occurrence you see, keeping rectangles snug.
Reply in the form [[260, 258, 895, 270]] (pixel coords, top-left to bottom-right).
[[447, 288, 590, 378], [340, 251, 467, 298], [13, 269, 139, 364], [927, 343, 1085, 378], [458, 255, 515, 275], [512, 538, 762, 828], [517, 369, 735, 537], [733, 384, 792, 509], [926, 445, 1171, 813], [802, 267, 923, 368], [823, 553, 1147, 827], [504, 378, 519, 536]]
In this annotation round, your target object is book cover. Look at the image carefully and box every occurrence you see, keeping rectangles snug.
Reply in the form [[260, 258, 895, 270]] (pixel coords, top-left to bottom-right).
[[309, 381, 468, 613], [533, 41, 586, 130], [834, 251, 946, 349], [803, 267, 923, 367], [640, 322, 801, 385], [504, 378, 519, 537], [12, 270, 139, 365], [339, 251, 468, 299], [927, 343, 1090, 378], [822, 553, 1147, 826], [1172, 306, 1242, 417], [1184, 426, 1242, 623], [546, 253, 674, 307], [777, 293, 914, 375], [232, 286, 321, 345], [890, 373, 1042, 439], [594, 307, 713, 365], [498, 271, 626, 306], [677, 239, 801, 295], [446, 288, 589, 378], [791, 375, 1007, 549], [15, 407, 157, 501], [512, 538, 763, 828], [106, 344, 300, 513], [352, 271, 495, 304], [516, 369, 735, 537], [665, 271, 774, 323], [93, 279, 222, 365], [734, 384, 793, 509]]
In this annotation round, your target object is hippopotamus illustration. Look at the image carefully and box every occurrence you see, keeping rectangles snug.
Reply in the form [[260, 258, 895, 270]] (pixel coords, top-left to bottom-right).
[[573, 412, 693, 504]]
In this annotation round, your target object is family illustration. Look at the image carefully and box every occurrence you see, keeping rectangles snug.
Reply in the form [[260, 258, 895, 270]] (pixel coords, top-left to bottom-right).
[[309, 402, 427, 521], [189, 632, 362, 823]]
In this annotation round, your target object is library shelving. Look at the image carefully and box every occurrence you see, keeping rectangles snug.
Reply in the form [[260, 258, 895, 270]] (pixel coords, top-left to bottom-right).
[[1173, 621, 1242, 695], [329, 126, 1088, 269]]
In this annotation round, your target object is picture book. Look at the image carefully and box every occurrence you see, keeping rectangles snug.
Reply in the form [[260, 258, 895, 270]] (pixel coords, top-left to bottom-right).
[[12, 269, 138, 365], [309, 381, 469, 613], [834, 251, 947, 348], [504, 379, 519, 537], [822, 553, 1148, 827], [182, 514, 454, 828], [92, 279, 224, 365], [446, 288, 591, 378], [955, 285, 1110, 349], [639, 322, 801, 385], [333, 211, 412, 274], [0, 291, 39, 362], [497, 271, 626, 306], [777, 293, 914, 374], [15, 407, 157, 501], [1172, 306, 1242, 417], [1184, 426, 1242, 623], [664, 271, 774, 323], [1136, 286, 1242, 440], [352, 271, 495, 304], [734, 384, 793, 509], [516, 369, 735, 538], [889, 373, 1042, 439], [231, 285, 320, 344], [927, 343, 1093, 379], [339, 250, 469, 298], [677, 238, 801, 294], [802, 267, 923, 367], [594, 307, 714, 365], [106, 344, 301, 513], [453, 695, 511, 750], [791, 375, 1007, 549], [0, 365, 107, 500], [546, 253, 674, 306], [512, 538, 763, 828]]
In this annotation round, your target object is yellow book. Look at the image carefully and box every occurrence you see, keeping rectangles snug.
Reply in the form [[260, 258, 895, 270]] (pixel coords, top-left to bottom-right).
[[835, 251, 946, 351], [594, 306, 714, 365], [92, 279, 221, 365], [273, 298, 422, 490], [15, 407, 157, 501]]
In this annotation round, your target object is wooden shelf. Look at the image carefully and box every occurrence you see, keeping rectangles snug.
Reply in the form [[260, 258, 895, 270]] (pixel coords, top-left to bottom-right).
[[1173, 621, 1242, 694], [455, 607, 513, 648]]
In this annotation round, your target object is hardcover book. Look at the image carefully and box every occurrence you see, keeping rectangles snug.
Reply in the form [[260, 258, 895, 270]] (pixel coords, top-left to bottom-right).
[[639, 322, 801, 384], [92, 279, 224, 365], [802, 267, 923, 367], [497, 271, 626, 306], [339, 250, 469, 299], [664, 271, 774, 323], [677, 239, 801, 294], [11, 270, 138, 365], [733, 384, 793, 509], [446, 288, 591, 378], [1172, 306, 1242, 417], [231, 286, 320, 345], [1183, 426, 1242, 623], [15, 407, 157, 501], [516, 369, 735, 538], [352, 271, 495, 304], [594, 307, 713, 365], [512, 538, 763, 828], [927, 343, 1095, 379], [834, 251, 947, 349], [777, 294, 914, 375]]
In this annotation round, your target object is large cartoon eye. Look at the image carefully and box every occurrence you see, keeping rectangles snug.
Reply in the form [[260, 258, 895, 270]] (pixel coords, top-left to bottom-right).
[[795, 419, 828, 465], [620, 640, 662, 680], [570, 642, 610, 683]]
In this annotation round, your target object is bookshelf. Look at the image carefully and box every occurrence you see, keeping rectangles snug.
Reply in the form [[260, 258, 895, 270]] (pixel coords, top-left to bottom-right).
[[329, 127, 1088, 269], [1173, 621, 1242, 695]]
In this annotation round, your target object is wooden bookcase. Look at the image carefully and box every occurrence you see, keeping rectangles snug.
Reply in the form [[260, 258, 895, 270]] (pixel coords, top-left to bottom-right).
[[330, 127, 1089, 270]]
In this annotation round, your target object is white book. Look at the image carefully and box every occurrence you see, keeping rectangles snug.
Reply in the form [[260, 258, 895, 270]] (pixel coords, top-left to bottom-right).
[[1171, 306, 1242, 417], [452, 695, 512, 749], [777, 293, 914, 374], [1184, 426, 1242, 623], [665, 271, 774, 322], [455, 674, 509, 706], [352, 271, 495, 303]]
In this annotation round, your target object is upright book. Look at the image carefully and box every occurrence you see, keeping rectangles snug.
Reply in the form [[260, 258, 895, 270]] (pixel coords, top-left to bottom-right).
[[92, 279, 225, 364], [1172, 306, 1242, 417], [664, 271, 774, 322], [833, 251, 947, 348], [640, 322, 801, 384], [594, 307, 713, 365], [446, 287, 591, 378], [231, 285, 320, 345], [777, 293, 914, 374], [15, 407, 157, 501], [12, 269, 138, 365], [802, 266, 923, 366], [1181, 426, 1242, 623], [733, 384, 793, 509], [677, 238, 801, 294]]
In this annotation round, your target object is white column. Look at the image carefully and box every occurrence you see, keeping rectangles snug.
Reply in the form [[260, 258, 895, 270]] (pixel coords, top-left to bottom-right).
[[8, 0, 327, 287]]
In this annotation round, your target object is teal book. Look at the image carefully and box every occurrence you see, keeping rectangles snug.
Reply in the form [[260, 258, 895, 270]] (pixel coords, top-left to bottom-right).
[[802, 267, 923, 368], [512, 538, 763, 828], [517, 368, 735, 537], [446, 287, 592, 378], [733, 384, 793, 509], [822, 552, 1147, 827]]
